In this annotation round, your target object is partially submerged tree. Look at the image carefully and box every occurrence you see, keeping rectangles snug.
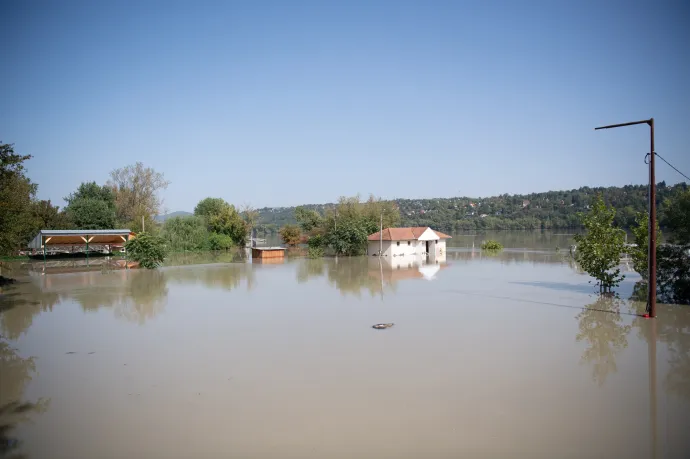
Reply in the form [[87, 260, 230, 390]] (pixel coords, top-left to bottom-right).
[[194, 197, 248, 246], [279, 224, 301, 246], [630, 211, 661, 280], [573, 195, 626, 292], [161, 216, 209, 251], [125, 232, 167, 269]]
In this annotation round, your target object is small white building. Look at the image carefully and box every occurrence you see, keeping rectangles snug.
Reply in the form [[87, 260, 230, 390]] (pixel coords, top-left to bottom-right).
[[366, 227, 451, 258]]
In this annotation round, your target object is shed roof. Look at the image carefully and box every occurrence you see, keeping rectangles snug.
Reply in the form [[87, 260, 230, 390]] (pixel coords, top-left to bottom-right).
[[28, 229, 133, 249], [367, 227, 452, 241]]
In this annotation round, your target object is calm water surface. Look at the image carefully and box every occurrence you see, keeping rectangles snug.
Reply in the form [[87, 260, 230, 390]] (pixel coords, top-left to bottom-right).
[[1, 249, 689, 459]]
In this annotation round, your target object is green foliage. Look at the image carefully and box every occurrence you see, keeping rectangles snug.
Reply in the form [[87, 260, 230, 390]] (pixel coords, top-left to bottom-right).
[[657, 246, 690, 305], [481, 240, 503, 250], [194, 198, 229, 219], [161, 216, 209, 251], [255, 182, 688, 233], [573, 195, 626, 291], [307, 234, 324, 249], [664, 189, 690, 244], [207, 232, 234, 250], [64, 182, 117, 229], [0, 143, 38, 255], [630, 211, 661, 280], [125, 232, 167, 269], [207, 204, 248, 245], [31, 200, 73, 231], [194, 198, 248, 246], [279, 224, 301, 246], [324, 218, 371, 256], [307, 246, 324, 258], [294, 206, 325, 233]]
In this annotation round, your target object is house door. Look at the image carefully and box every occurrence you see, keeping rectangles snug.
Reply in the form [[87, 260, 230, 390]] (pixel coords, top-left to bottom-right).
[[425, 241, 430, 254]]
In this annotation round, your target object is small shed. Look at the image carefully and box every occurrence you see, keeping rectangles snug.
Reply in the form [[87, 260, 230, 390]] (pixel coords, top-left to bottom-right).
[[251, 247, 286, 259], [28, 229, 134, 257]]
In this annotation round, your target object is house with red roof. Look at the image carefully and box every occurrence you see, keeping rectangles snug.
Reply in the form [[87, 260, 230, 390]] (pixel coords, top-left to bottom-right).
[[366, 227, 451, 258]]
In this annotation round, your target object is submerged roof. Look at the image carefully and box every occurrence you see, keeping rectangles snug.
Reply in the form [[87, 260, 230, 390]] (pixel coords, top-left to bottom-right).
[[367, 227, 452, 241]]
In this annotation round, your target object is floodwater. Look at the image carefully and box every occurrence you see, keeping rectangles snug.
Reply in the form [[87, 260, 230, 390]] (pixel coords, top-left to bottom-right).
[[1, 249, 689, 458]]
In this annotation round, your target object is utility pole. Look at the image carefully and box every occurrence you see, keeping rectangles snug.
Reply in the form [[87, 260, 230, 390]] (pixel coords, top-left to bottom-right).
[[379, 210, 384, 256], [595, 118, 656, 318], [142, 215, 145, 233]]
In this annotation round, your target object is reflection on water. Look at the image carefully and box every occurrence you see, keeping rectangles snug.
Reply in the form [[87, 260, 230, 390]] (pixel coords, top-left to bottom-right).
[[0, 339, 50, 457], [0, 251, 689, 458], [576, 295, 632, 385]]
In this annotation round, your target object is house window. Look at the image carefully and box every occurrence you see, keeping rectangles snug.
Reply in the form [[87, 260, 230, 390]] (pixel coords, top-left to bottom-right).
[[397, 241, 400, 246], [408, 241, 411, 246]]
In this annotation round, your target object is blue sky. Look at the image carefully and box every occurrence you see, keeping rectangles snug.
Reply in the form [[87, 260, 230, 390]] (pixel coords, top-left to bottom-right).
[[2, 0, 689, 211]]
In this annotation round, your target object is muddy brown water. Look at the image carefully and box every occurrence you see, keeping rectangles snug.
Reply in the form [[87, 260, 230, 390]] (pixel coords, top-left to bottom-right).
[[1, 249, 689, 459]]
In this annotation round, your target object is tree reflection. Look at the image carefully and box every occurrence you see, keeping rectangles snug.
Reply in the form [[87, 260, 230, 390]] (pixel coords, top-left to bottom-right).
[[0, 339, 50, 458], [0, 283, 63, 340], [576, 294, 631, 385], [165, 264, 254, 292], [296, 258, 326, 284]]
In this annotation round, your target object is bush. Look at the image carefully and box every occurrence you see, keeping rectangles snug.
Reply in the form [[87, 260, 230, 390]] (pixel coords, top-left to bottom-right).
[[208, 232, 234, 250], [307, 246, 324, 259], [481, 240, 503, 250], [161, 216, 209, 252], [125, 232, 167, 269]]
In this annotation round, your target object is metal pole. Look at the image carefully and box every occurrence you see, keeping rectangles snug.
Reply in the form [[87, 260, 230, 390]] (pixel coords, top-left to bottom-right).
[[142, 215, 145, 233], [648, 119, 656, 317], [86, 235, 89, 262], [595, 118, 656, 317], [42, 236, 46, 263]]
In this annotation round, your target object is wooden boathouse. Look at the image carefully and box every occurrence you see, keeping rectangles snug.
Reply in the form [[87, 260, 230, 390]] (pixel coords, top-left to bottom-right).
[[251, 247, 286, 260]]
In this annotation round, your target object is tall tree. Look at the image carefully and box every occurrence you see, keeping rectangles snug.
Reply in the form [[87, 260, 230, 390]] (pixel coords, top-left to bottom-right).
[[107, 162, 170, 230], [0, 143, 37, 255], [573, 195, 626, 292], [194, 197, 248, 246], [64, 182, 117, 229]]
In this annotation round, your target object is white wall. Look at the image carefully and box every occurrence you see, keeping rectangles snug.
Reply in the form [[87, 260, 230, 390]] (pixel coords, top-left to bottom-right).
[[367, 240, 393, 257]]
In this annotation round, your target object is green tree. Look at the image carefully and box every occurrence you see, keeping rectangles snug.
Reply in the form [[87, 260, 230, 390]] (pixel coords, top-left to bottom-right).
[[161, 216, 209, 251], [194, 197, 229, 219], [573, 195, 626, 292], [31, 200, 73, 231], [0, 143, 37, 255], [125, 232, 167, 269], [665, 189, 690, 244], [294, 206, 324, 233], [279, 224, 301, 246], [207, 205, 248, 245], [630, 211, 661, 280], [64, 182, 117, 229]]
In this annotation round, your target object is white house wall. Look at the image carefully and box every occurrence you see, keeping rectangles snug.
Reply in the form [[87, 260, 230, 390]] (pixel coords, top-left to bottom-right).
[[367, 240, 393, 257], [417, 228, 440, 241]]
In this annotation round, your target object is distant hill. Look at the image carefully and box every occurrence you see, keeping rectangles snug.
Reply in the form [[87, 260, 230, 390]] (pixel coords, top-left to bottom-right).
[[155, 211, 193, 222], [255, 182, 688, 233]]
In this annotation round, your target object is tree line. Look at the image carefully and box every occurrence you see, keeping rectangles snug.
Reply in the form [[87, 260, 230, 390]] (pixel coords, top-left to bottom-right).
[[0, 143, 257, 263], [1, 143, 171, 256], [256, 182, 688, 232]]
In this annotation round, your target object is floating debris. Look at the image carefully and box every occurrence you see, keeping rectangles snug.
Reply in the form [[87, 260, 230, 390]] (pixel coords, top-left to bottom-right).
[[65, 351, 77, 354], [372, 323, 394, 330]]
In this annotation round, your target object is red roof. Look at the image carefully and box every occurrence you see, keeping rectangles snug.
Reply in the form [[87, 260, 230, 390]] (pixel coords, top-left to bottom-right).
[[367, 227, 452, 241]]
